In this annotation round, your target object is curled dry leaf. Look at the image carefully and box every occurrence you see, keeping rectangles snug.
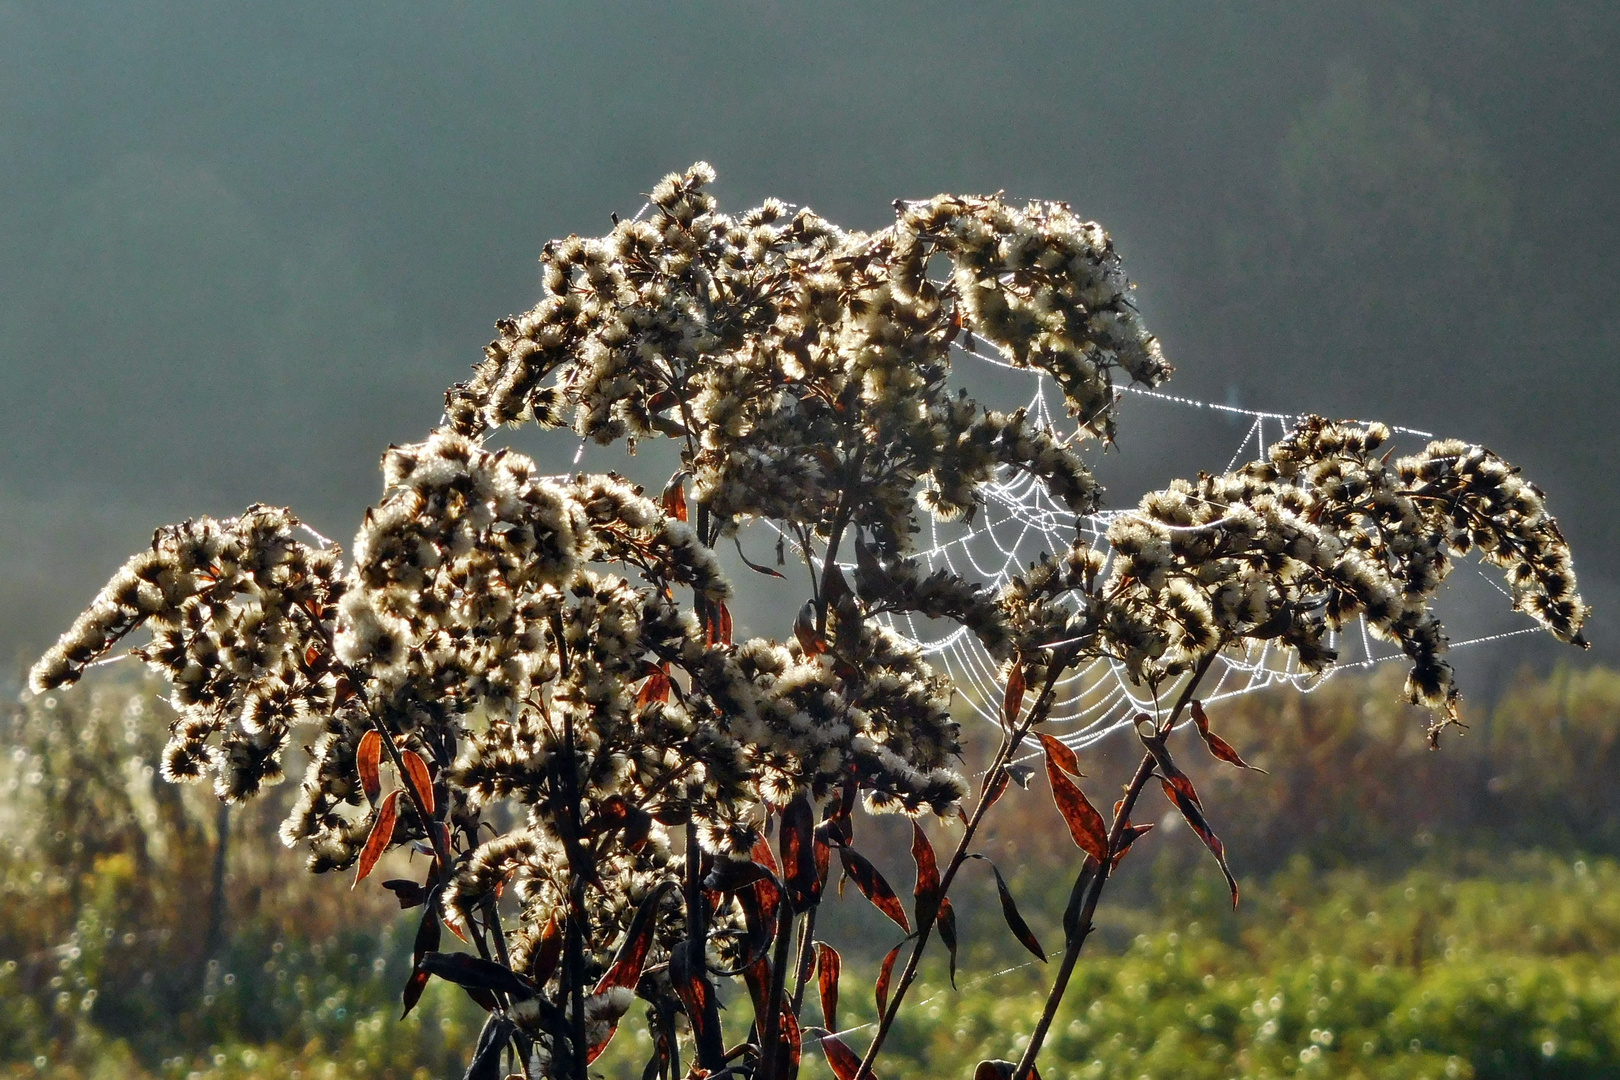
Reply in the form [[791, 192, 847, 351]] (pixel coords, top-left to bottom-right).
[[400, 748, 435, 816], [968, 854, 1045, 962], [1002, 661, 1026, 726], [1043, 744, 1107, 861], [910, 821, 942, 925], [875, 940, 903, 1016], [356, 729, 382, 804], [1036, 731, 1081, 778], [838, 846, 911, 933], [1191, 700, 1266, 773], [353, 789, 400, 888], [808, 1028, 868, 1080], [814, 941, 841, 1031]]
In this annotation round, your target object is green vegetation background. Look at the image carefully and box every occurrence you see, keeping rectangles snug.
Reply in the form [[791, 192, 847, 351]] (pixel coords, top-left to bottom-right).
[[4, 664, 1618, 1080]]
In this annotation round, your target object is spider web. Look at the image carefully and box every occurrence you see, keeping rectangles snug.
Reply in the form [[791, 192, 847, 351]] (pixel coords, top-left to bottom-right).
[[836, 339, 1545, 754]]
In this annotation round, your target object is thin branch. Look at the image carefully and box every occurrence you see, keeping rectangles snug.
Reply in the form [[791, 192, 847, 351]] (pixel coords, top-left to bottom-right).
[[1010, 652, 1216, 1080]]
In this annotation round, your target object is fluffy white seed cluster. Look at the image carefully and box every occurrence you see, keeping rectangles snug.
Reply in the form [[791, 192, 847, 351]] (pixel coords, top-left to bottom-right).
[[444, 163, 1168, 559], [1097, 417, 1587, 726], [337, 428, 590, 716], [30, 506, 342, 802]]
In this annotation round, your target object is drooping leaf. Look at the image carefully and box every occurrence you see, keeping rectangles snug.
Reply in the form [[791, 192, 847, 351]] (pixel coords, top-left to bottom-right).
[[1043, 749, 1107, 861], [910, 821, 942, 925], [967, 854, 1044, 962], [1159, 777, 1239, 909], [704, 858, 774, 894], [716, 601, 733, 645], [1002, 662, 1026, 727], [1006, 763, 1037, 789], [530, 916, 563, 987], [1036, 731, 1081, 778], [751, 829, 781, 878], [400, 967, 430, 1019], [838, 846, 910, 932], [794, 599, 824, 657], [814, 942, 841, 1031], [419, 951, 539, 999], [463, 1016, 515, 1080], [980, 771, 1010, 813], [1191, 700, 1267, 772], [937, 897, 959, 988], [353, 789, 400, 888], [595, 881, 674, 993], [770, 997, 804, 1079], [356, 729, 382, 804], [636, 663, 672, 707], [586, 986, 643, 1064], [875, 941, 903, 1016], [781, 793, 818, 911], [727, 876, 782, 972], [381, 877, 428, 909], [669, 939, 725, 1069], [737, 537, 787, 578], [661, 472, 688, 522], [808, 1028, 867, 1080], [1111, 822, 1155, 868], [974, 1060, 1042, 1080], [401, 748, 435, 816], [401, 888, 443, 1017]]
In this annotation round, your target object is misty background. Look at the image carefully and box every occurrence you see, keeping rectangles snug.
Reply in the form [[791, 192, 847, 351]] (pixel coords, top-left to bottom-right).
[[3, 0, 1615, 697]]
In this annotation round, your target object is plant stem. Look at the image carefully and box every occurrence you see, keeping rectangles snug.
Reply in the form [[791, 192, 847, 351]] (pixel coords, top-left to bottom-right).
[[757, 893, 796, 1080], [851, 650, 1076, 1080], [1010, 654, 1215, 1080]]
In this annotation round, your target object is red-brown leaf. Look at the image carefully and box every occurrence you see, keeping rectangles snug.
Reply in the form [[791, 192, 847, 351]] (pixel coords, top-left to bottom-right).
[[814, 942, 841, 1031], [1003, 662, 1026, 727], [968, 854, 1045, 962], [1160, 777, 1239, 909], [812, 1030, 867, 1080], [980, 771, 1011, 813], [911, 821, 941, 925], [594, 882, 672, 994], [794, 599, 824, 657], [400, 890, 442, 1018], [716, 601, 733, 646], [353, 789, 400, 888], [1044, 748, 1107, 861], [1111, 821, 1155, 868], [1036, 731, 1082, 778], [661, 473, 688, 522], [401, 749, 435, 816], [875, 940, 903, 1016], [400, 968, 429, 1018], [1191, 700, 1266, 772], [775, 998, 803, 1076], [975, 1061, 1043, 1080], [356, 729, 382, 804], [750, 829, 781, 878], [636, 663, 672, 707], [530, 916, 563, 987], [781, 793, 818, 911], [670, 940, 725, 1068], [937, 896, 959, 988], [838, 846, 911, 933]]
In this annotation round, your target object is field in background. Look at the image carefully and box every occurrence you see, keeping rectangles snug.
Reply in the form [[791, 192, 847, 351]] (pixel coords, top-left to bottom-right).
[[4, 664, 1618, 1079]]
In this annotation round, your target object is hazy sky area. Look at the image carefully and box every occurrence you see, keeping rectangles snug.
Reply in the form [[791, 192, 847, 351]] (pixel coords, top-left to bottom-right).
[[2, 1, 1615, 700]]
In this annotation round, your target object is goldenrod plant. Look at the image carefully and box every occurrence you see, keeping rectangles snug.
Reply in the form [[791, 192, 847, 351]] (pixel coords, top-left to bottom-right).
[[31, 164, 1588, 1080]]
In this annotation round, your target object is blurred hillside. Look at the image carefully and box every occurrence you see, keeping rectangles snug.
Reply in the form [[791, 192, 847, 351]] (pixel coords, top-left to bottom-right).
[[2, 1, 1616, 680]]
